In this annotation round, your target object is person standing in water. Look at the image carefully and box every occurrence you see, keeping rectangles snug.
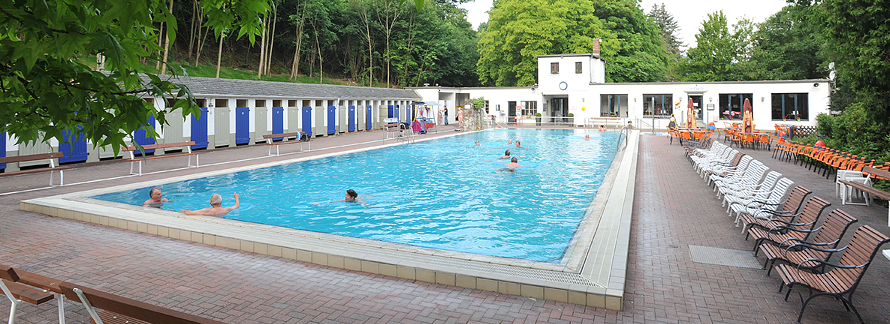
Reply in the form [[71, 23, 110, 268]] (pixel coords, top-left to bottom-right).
[[142, 187, 169, 208], [316, 189, 372, 207], [500, 157, 526, 172], [181, 193, 240, 216]]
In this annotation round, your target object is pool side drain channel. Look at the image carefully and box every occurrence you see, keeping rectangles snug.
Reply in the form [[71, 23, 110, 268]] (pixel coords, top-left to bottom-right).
[[688, 245, 761, 269]]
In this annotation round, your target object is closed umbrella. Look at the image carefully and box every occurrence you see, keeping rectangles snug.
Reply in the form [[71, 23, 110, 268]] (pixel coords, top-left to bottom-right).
[[742, 98, 754, 133], [686, 98, 696, 129]]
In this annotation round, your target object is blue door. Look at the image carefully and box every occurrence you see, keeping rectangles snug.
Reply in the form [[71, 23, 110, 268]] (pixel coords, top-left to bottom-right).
[[191, 107, 208, 149], [133, 115, 156, 153], [59, 127, 88, 163], [388, 105, 394, 118], [1, 132, 6, 169], [272, 107, 284, 140], [301, 107, 313, 137], [235, 107, 250, 144], [405, 105, 412, 123], [366, 105, 373, 130], [348, 106, 356, 132], [327, 106, 336, 135]]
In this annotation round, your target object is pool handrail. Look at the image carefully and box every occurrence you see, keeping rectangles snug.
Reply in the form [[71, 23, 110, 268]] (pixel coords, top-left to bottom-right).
[[617, 126, 630, 151]]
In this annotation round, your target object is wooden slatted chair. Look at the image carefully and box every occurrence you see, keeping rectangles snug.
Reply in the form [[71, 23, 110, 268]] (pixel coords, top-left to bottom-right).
[[775, 225, 890, 324], [738, 186, 813, 234], [747, 196, 831, 254], [59, 281, 226, 324], [758, 209, 858, 275]]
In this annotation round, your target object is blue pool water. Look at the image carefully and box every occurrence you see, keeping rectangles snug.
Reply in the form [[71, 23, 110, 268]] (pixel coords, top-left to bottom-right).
[[94, 129, 619, 262]]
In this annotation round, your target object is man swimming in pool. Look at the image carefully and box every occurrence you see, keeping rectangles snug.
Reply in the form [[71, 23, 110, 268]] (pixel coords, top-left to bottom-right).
[[142, 187, 169, 208], [316, 189, 372, 207], [500, 157, 525, 172], [181, 193, 240, 216], [499, 150, 511, 160]]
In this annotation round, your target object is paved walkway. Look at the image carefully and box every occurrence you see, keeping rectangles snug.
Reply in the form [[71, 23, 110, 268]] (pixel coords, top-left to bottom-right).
[[1, 129, 888, 323]]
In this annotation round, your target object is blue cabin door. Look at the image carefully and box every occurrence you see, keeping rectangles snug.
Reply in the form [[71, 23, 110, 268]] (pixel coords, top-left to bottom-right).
[[272, 107, 284, 140], [1, 132, 6, 169], [348, 106, 356, 132], [327, 106, 336, 135], [387, 105, 394, 118], [235, 107, 250, 144], [301, 107, 313, 137], [133, 115, 156, 153], [59, 127, 88, 163], [405, 105, 412, 123], [190, 107, 209, 149], [366, 105, 373, 130]]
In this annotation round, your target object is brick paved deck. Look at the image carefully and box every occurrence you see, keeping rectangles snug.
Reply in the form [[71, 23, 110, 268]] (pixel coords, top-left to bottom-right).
[[2, 129, 888, 323]]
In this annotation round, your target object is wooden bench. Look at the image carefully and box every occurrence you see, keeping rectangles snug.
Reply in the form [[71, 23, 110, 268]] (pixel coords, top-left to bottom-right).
[[59, 281, 225, 324], [1, 265, 65, 324], [838, 166, 890, 226], [0, 152, 72, 186], [262, 132, 310, 156], [122, 141, 202, 176], [586, 117, 622, 129]]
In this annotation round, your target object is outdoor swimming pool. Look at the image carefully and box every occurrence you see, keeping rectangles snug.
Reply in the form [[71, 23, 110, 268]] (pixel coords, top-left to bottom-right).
[[94, 129, 619, 262]]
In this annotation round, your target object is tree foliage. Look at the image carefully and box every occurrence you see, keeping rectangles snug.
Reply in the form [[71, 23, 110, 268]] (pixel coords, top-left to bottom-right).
[[648, 3, 684, 81], [805, 0, 890, 161], [745, 6, 823, 80], [592, 0, 667, 82], [0, 0, 268, 154], [476, 0, 667, 86], [680, 11, 741, 81]]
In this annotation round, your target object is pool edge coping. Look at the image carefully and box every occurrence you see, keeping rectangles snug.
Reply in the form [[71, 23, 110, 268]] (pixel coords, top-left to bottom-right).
[[20, 129, 639, 310]]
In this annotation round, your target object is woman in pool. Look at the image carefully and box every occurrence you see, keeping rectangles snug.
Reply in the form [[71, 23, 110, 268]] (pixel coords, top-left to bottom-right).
[[316, 189, 372, 207]]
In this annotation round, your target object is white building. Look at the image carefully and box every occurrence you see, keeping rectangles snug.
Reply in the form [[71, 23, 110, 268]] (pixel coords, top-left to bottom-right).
[[411, 51, 831, 131]]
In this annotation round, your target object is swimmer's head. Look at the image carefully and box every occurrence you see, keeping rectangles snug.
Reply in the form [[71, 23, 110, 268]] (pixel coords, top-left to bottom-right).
[[504, 150, 511, 156], [346, 189, 358, 199], [209, 194, 222, 206], [511, 157, 518, 163]]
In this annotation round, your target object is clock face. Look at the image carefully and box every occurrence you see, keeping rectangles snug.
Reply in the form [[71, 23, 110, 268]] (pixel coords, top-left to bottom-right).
[[559, 81, 568, 90]]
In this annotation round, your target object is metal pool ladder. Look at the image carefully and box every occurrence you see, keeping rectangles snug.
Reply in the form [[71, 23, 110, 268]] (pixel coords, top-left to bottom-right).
[[617, 126, 630, 151]]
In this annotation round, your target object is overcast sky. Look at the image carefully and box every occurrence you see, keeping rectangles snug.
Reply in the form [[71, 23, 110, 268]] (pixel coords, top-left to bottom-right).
[[458, 0, 789, 50]]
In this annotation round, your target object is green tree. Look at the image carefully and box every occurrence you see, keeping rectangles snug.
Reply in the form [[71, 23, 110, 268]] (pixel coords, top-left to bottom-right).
[[805, 0, 890, 160], [680, 11, 739, 81], [0, 0, 269, 154], [592, 0, 667, 82], [648, 3, 684, 81], [476, 0, 607, 86], [745, 6, 823, 80]]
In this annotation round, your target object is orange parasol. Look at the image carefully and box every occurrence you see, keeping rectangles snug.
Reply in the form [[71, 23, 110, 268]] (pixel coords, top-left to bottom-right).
[[742, 98, 754, 133], [686, 98, 696, 128]]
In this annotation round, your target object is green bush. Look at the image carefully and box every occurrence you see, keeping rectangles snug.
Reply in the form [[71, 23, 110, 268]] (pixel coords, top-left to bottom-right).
[[567, 113, 574, 117], [535, 112, 542, 117]]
